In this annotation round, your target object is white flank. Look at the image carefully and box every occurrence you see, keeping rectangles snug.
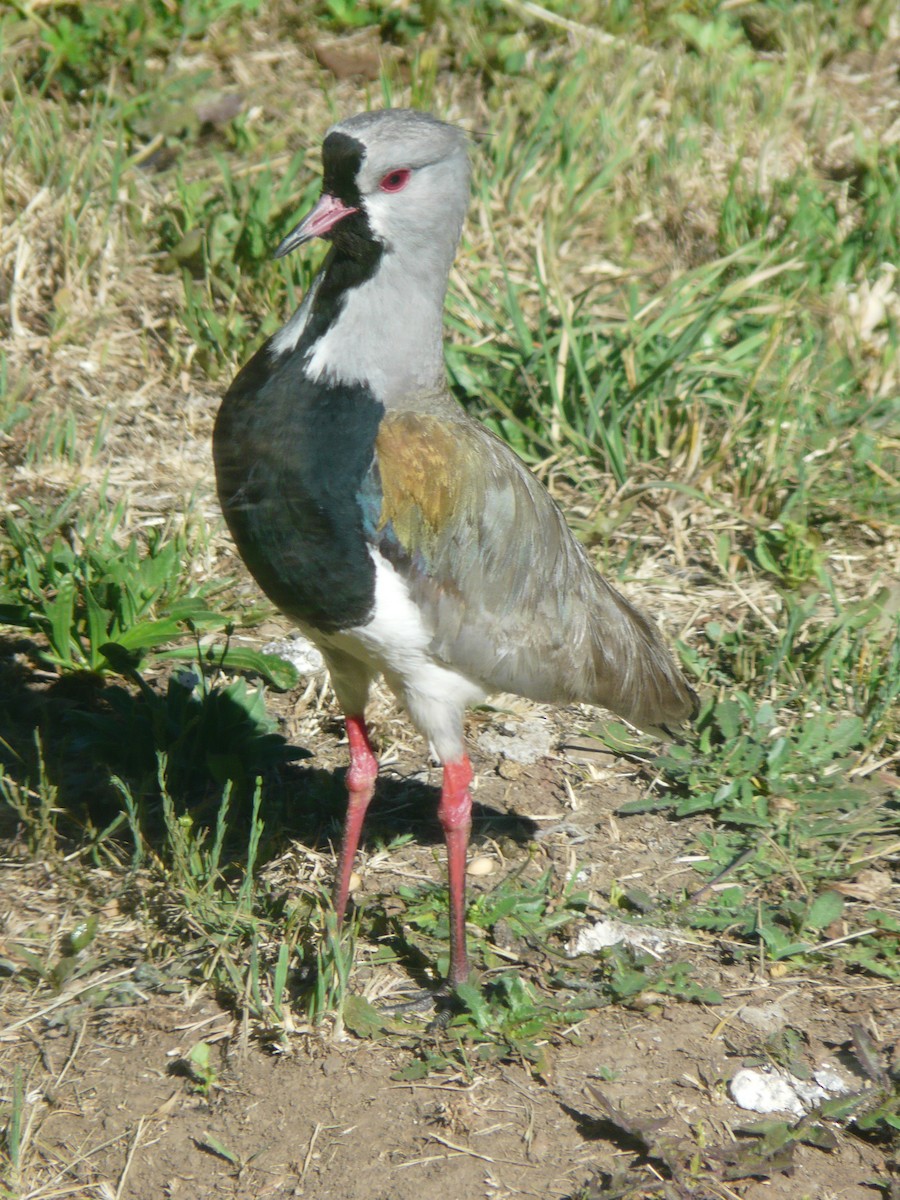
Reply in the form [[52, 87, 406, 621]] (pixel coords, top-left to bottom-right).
[[330, 551, 484, 762]]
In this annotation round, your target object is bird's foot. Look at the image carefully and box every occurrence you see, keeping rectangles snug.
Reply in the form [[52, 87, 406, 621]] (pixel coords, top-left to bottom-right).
[[378, 980, 463, 1028], [379, 988, 439, 1016]]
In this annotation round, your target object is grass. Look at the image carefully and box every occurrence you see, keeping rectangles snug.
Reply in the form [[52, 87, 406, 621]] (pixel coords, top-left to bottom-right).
[[1, 0, 899, 1194]]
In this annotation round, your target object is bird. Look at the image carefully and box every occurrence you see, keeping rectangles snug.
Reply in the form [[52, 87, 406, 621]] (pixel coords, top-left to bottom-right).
[[213, 108, 697, 992]]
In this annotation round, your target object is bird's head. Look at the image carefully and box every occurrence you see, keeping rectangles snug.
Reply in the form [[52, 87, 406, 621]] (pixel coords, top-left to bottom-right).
[[274, 109, 471, 267]]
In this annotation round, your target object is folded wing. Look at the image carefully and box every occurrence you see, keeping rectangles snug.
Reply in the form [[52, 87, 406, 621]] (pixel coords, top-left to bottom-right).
[[361, 409, 697, 733]]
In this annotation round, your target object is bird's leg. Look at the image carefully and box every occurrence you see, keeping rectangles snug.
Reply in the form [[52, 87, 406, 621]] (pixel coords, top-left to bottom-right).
[[332, 715, 378, 927], [438, 755, 474, 988]]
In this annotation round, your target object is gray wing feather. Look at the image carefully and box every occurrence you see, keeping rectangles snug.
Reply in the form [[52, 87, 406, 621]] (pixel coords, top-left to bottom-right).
[[374, 414, 697, 732]]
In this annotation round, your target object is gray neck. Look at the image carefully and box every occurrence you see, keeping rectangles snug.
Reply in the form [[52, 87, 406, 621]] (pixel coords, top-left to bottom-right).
[[306, 248, 449, 404]]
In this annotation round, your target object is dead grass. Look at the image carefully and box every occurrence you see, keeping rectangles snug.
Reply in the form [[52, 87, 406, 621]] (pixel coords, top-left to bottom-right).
[[1, 4, 899, 1198]]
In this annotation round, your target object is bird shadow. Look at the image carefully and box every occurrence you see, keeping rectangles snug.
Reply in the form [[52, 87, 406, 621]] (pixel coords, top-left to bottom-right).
[[0, 631, 312, 849], [0, 633, 538, 871], [340, 766, 539, 851]]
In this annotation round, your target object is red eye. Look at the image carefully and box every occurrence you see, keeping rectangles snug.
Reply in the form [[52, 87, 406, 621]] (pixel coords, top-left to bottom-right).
[[379, 168, 411, 193]]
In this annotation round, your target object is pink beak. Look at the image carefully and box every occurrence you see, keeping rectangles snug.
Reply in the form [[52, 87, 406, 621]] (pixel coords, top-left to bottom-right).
[[274, 193, 358, 258]]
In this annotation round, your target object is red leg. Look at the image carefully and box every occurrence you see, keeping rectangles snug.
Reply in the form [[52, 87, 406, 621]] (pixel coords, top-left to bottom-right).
[[438, 756, 474, 988], [332, 715, 378, 927]]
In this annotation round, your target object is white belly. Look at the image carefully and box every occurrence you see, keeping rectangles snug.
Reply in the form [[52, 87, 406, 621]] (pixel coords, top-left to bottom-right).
[[325, 550, 484, 763]]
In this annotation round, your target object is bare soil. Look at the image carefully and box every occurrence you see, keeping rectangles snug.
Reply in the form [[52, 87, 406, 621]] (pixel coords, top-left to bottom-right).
[[2, 711, 897, 1199], [2, 13, 900, 1199]]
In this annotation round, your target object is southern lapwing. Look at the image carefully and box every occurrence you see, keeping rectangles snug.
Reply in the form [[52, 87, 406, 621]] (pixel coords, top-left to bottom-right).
[[213, 109, 697, 991]]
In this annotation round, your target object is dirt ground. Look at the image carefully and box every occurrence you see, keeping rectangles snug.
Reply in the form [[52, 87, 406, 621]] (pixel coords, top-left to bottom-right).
[[2, 706, 897, 1200], [2, 13, 900, 1196]]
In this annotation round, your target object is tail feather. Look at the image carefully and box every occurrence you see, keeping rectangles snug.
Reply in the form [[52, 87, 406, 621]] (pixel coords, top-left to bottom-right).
[[586, 584, 698, 735]]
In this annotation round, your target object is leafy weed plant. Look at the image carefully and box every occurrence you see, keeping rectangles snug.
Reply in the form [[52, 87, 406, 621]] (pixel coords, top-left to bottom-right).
[[0, 0, 897, 1097], [4, 0, 262, 104], [601, 586, 900, 979]]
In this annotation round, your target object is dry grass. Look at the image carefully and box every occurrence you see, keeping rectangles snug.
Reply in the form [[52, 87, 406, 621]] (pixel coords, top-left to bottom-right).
[[1, 3, 899, 1197]]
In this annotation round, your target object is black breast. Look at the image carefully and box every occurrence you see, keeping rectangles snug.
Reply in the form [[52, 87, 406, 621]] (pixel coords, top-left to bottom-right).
[[213, 339, 384, 632]]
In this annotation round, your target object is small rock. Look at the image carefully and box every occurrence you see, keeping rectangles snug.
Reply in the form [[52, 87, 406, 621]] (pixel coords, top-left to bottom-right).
[[195, 92, 243, 126], [262, 635, 325, 676], [497, 760, 523, 780], [320, 1054, 343, 1076], [729, 1065, 849, 1118], [314, 39, 382, 80], [729, 1067, 810, 1118], [478, 716, 553, 764], [466, 856, 497, 877], [738, 1001, 789, 1034], [568, 918, 669, 959], [628, 990, 667, 1012], [813, 1065, 851, 1094]]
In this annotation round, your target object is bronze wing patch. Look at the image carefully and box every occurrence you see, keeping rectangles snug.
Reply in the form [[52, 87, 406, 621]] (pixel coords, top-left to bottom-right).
[[374, 411, 483, 565]]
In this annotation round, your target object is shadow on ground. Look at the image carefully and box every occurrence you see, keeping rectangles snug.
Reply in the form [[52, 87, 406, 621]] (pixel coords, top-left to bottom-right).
[[0, 633, 538, 865]]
